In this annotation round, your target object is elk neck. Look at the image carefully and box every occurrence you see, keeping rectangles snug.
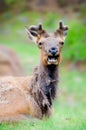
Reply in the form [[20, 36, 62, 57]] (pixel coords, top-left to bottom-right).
[[38, 62, 59, 106]]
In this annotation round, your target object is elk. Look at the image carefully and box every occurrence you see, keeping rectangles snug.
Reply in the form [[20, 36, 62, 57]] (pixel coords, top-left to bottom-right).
[[0, 21, 68, 122]]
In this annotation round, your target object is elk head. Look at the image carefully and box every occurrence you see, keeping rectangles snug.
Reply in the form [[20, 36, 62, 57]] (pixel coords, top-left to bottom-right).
[[25, 21, 68, 66]]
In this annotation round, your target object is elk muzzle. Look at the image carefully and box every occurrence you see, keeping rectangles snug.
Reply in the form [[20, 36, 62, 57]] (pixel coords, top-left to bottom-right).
[[49, 47, 58, 55], [47, 47, 59, 65]]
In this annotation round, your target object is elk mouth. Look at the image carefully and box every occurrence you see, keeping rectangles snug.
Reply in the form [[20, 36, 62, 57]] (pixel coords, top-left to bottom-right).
[[47, 55, 59, 65]]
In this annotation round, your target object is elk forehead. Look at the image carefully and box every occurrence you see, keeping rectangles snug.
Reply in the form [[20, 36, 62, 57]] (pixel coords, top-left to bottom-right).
[[41, 37, 61, 51]]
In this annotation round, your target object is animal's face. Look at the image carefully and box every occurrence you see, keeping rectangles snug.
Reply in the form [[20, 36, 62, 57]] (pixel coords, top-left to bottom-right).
[[38, 36, 64, 65], [26, 21, 68, 66]]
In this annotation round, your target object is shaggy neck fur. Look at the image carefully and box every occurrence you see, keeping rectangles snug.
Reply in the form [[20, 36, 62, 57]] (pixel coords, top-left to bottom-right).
[[39, 64, 58, 103], [31, 63, 58, 116]]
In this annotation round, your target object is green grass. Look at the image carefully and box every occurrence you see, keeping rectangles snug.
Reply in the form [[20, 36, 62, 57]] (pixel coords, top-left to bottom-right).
[[0, 11, 86, 130]]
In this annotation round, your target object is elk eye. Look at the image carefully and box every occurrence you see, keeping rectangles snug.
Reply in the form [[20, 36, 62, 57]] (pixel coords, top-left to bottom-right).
[[38, 42, 43, 48], [39, 42, 42, 46], [60, 42, 64, 45]]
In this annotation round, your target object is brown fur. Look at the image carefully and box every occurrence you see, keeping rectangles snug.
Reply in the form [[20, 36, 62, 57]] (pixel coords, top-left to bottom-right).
[[0, 21, 68, 122], [30, 65, 57, 116], [0, 45, 24, 76]]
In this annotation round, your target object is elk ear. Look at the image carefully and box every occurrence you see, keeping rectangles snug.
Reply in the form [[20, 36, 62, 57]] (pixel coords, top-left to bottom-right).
[[54, 21, 68, 38], [25, 24, 42, 43]]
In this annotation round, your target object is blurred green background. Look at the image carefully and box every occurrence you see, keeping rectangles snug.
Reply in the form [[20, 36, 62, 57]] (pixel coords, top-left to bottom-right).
[[0, 0, 86, 130]]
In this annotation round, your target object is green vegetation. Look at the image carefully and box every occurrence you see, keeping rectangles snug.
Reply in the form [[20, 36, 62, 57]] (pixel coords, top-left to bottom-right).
[[64, 21, 86, 61]]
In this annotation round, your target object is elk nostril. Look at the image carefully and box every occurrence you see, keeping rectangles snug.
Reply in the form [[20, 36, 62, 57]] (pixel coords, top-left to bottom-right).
[[51, 47, 56, 50], [49, 47, 58, 55]]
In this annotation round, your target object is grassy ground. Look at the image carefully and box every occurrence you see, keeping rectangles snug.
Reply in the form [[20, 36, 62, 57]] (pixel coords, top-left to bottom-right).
[[0, 12, 86, 130]]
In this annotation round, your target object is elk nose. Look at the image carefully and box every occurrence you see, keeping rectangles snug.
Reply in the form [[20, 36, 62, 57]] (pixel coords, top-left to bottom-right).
[[49, 47, 58, 55]]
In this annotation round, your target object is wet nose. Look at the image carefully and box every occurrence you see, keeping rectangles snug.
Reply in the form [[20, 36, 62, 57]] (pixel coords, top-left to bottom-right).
[[49, 47, 58, 55]]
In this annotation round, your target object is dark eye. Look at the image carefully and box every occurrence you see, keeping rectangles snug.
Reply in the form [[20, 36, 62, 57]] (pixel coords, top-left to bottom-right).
[[38, 42, 43, 48], [60, 42, 64, 45], [39, 42, 42, 46]]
